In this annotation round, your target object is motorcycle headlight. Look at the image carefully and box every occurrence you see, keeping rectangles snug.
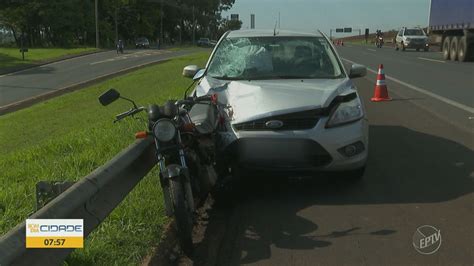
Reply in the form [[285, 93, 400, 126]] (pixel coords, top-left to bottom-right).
[[326, 96, 364, 128], [153, 119, 176, 142]]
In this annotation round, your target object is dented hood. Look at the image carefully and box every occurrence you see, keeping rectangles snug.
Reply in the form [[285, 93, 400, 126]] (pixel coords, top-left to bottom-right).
[[195, 76, 354, 124]]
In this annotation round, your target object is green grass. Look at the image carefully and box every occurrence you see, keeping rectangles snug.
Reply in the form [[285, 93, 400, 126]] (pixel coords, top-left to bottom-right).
[[0, 47, 98, 70], [0, 51, 209, 265]]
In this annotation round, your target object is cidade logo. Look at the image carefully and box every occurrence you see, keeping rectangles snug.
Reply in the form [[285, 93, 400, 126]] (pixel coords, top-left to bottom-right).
[[412, 225, 441, 255]]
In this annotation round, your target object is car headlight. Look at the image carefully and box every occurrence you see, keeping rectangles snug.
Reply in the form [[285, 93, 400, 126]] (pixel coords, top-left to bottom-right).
[[153, 119, 176, 142], [326, 96, 364, 128]]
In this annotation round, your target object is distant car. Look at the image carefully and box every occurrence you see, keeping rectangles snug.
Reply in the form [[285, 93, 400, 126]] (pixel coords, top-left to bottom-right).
[[183, 30, 369, 180], [197, 38, 211, 47], [395, 27, 429, 51], [135, 37, 150, 49]]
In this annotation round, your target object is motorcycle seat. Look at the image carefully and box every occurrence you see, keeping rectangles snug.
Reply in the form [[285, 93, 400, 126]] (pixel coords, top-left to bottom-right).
[[189, 103, 217, 134]]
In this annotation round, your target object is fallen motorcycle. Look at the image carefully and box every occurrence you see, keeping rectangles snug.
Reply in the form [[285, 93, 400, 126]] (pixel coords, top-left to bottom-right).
[[98, 87, 221, 255]]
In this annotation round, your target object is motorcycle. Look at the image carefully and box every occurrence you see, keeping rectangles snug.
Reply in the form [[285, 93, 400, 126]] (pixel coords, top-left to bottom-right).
[[376, 36, 384, 48], [98, 87, 221, 255], [116, 43, 124, 54]]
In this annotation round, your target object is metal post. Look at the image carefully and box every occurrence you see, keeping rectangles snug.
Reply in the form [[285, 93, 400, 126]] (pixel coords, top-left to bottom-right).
[[192, 5, 195, 44], [95, 0, 99, 48], [115, 8, 118, 44], [160, 0, 163, 47], [20, 34, 24, 60]]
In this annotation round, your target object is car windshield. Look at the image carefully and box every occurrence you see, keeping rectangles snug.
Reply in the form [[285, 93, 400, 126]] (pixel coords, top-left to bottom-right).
[[207, 36, 344, 80], [404, 29, 424, 36]]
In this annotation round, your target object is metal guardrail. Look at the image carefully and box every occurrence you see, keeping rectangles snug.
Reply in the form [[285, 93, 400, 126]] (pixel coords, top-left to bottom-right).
[[0, 137, 157, 265]]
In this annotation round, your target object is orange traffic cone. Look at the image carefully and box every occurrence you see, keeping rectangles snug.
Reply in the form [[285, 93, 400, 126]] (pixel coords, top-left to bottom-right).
[[371, 64, 392, 102]]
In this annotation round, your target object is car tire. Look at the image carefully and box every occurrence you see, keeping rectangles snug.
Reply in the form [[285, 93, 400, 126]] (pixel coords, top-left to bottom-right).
[[457, 36, 468, 62], [442, 37, 451, 60], [450, 37, 459, 61]]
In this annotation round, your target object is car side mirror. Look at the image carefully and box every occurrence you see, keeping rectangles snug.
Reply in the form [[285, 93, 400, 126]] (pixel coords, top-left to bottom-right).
[[183, 65, 199, 78], [193, 69, 205, 80], [99, 88, 120, 106], [349, 64, 367, 79]]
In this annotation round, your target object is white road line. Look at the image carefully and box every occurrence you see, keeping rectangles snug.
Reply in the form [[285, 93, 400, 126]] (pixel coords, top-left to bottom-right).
[[367, 48, 377, 52], [418, 57, 445, 63], [342, 57, 474, 114], [0, 51, 108, 78]]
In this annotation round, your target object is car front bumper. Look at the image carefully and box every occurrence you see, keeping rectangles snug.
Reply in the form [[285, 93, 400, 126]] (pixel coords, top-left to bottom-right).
[[221, 116, 369, 172], [404, 42, 429, 49]]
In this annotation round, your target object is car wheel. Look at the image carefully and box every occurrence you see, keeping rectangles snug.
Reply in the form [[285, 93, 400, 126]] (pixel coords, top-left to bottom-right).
[[457, 36, 468, 62], [442, 37, 451, 60], [450, 36, 459, 61]]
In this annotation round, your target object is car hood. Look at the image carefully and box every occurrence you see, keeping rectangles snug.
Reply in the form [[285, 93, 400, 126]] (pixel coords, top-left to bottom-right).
[[195, 76, 354, 124]]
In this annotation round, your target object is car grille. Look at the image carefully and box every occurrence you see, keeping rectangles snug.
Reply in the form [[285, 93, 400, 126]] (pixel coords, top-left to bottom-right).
[[233, 108, 324, 131]]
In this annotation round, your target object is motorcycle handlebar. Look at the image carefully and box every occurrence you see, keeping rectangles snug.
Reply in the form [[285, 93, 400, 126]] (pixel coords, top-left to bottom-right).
[[115, 107, 145, 122]]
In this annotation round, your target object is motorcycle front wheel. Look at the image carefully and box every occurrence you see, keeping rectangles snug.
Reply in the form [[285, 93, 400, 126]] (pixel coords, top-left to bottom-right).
[[170, 177, 194, 255]]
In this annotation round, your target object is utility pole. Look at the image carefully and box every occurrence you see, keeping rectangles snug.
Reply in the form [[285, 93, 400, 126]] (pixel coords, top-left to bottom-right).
[[95, 0, 99, 48], [160, 0, 163, 45], [192, 5, 196, 44], [115, 8, 118, 44], [278, 12, 280, 29]]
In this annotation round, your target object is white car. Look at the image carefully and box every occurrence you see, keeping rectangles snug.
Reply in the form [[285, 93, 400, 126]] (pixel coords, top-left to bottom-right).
[[183, 30, 369, 179], [395, 27, 429, 51]]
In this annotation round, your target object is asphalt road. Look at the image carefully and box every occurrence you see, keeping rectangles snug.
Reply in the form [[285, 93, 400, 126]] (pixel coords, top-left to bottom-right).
[[0, 48, 201, 108], [183, 46, 474, 266]]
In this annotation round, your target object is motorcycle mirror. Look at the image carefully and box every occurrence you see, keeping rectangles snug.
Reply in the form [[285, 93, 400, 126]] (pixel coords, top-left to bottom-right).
[[99, 88, 120, 106]]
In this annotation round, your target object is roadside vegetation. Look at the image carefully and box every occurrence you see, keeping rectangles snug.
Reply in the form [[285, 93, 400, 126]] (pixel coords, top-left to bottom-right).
[[0, 51, 209, 265], [0, 47, 98, 70]]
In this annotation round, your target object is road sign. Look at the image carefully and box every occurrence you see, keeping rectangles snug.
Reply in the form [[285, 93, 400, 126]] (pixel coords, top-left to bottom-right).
[[344, 27, 352, 33], [336, 28, 344, 33]]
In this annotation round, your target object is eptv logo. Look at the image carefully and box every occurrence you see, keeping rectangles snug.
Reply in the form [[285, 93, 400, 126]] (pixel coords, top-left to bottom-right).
[[412, 225, 442, 255]]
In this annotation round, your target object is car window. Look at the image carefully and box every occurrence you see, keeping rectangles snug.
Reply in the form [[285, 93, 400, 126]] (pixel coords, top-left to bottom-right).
[[207, 36, 344, 80], [404, 29, 424, 36]]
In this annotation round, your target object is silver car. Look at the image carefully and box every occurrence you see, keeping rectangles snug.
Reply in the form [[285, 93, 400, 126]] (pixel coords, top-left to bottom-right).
[[183, 30, 369, 179], [395, 27, 429, 51]]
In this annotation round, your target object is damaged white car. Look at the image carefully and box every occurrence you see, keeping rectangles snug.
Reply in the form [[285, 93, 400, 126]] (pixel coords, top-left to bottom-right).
[[183, 30, 369, 180]]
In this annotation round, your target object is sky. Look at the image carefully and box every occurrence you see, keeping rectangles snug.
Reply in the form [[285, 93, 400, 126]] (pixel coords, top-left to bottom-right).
[[223, 0, 431, 36]]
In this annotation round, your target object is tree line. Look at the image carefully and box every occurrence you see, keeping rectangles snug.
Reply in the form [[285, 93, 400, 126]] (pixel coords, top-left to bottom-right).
[[0, 0, 242, 47]]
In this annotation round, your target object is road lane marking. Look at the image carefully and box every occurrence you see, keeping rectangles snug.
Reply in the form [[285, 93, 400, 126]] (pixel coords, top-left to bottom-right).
[[418, 57, 445, 63], [342, 57, 474, 114], [367, 48, 377, 52]]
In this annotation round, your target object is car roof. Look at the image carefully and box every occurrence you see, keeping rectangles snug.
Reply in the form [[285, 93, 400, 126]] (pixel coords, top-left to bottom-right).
[[226, 29, 323, 38]]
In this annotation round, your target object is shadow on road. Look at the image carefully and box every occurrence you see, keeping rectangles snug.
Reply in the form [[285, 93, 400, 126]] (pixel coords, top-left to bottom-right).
[[192, 125, 473, 265]]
